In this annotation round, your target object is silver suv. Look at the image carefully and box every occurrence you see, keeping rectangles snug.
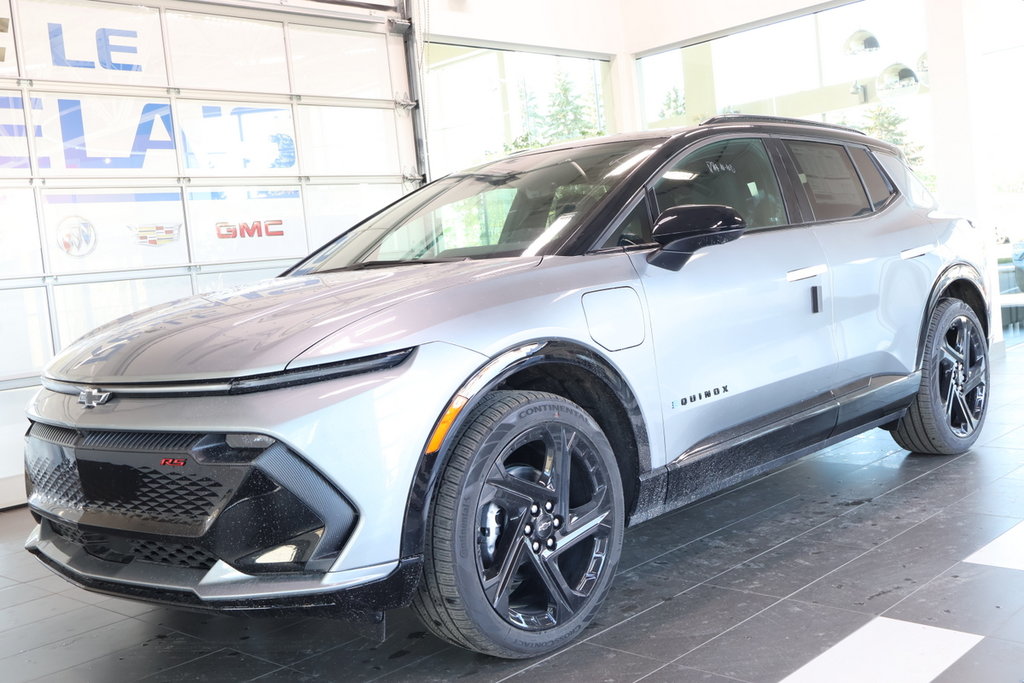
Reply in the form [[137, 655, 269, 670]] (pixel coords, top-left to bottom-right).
[[24, 115, 990, 658]]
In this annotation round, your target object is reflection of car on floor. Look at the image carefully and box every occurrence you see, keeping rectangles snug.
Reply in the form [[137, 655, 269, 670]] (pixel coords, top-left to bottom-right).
[[24, 114, 992, 659]]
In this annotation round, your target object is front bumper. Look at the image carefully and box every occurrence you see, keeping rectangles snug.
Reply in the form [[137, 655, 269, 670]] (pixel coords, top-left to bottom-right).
[[23, 341, 487, 613], [27, 523, 421, 617]]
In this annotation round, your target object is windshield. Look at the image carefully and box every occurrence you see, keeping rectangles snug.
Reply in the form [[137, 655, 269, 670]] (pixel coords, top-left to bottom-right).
[[293, 140, 661, 274]]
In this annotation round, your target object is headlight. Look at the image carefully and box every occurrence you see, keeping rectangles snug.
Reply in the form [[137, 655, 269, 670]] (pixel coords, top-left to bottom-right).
[[42, 347, 415, 398]]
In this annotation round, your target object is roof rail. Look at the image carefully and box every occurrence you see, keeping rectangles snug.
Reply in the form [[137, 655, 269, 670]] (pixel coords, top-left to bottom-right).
[[700, 114, 865, 135]]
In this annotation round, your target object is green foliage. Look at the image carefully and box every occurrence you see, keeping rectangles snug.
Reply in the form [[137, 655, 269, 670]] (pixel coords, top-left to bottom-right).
[[504, 72, 604, 153], [860, 105, 924, 167], [658, 86, 686, 119]]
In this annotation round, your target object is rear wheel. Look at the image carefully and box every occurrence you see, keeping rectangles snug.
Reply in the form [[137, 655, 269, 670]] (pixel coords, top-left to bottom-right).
[[412, 390, 624, 658], [892, 299, 989, 454]]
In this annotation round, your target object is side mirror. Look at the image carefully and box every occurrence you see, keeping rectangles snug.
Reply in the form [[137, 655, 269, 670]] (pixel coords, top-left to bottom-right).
[[647, 204, 746, 271]]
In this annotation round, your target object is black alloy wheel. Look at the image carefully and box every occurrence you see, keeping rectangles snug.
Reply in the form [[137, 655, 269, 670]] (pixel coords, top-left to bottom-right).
[[413, 390, 624, 658], [893, 298, 989, 454], [937, 312, 987, 437]]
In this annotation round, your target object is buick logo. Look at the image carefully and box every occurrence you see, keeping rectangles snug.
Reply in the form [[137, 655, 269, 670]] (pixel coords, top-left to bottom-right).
[[78, 388, 112, 408], [56, 216, 97, 257]]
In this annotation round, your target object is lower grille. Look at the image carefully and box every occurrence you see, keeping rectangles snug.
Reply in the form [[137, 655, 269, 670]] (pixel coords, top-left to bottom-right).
[[48, 519, 218, 571]]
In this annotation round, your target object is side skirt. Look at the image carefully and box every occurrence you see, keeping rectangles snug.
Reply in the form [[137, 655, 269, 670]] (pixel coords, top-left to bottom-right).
[[629, 372, 921, 525]]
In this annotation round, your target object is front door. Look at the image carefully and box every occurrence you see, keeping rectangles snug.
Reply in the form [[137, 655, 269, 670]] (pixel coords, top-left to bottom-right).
[[628, 137, 839, 468]]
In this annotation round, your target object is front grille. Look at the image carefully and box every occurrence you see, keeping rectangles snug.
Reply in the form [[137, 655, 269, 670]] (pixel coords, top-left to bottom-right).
[[81, 431, 200, 452], [84, 466, 224, 525], [25, 446, 87, 509]]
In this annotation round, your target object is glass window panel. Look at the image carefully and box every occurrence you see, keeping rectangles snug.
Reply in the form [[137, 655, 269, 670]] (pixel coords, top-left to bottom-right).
[[0, 90, 32, 175], [711, 16, 819, 113], [287, 25, 391, 99], [29, 92, 177, 177], [186, 186, 307, 264], [195, 267, 282, 294], [178, 100, 296, 176], [785, 140, 871, 221], [53, 275, 192, 348], [0, 287, 51, 378], [40, 189, 187, 274], [424, 44, 611, 175], [304, 183, 403, 249], [849, 146, 894, 210], [0, 1, 17, 78], [18, 0, 166, 86], [165, 12, 288, 93], [0, 188, 43, 276], [0, 387, 40, 483], [653, 138, 787, 229], [638, 49, 686, 128], [296, 106, 400, 176], [600, 199, 652, 249]]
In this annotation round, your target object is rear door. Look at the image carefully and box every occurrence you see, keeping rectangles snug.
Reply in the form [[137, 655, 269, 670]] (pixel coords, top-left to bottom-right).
[[778, 139, 939, 426], [621, 136, 839, 471]]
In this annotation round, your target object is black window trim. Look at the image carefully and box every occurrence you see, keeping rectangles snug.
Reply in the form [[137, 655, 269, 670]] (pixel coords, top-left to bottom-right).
[[588, 189, 656, 254], [774, 134, 903, 228], [642, 132, 797, 235]]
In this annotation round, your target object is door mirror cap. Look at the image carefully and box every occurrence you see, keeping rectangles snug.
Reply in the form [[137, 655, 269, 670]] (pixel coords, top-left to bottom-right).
[[648, 204, 746, 271]]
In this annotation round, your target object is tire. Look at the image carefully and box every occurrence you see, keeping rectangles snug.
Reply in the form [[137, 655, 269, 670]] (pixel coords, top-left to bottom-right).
[[892, 298, 989, 454], [412, 390, 624, 658]]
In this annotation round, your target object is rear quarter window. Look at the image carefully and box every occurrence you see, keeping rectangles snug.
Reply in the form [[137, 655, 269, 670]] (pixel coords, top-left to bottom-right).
[[848, 146, 895, 211]]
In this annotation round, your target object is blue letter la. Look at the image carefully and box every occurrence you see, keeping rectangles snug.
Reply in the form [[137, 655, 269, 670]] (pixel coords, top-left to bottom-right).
[[61, 100, 174, 169]]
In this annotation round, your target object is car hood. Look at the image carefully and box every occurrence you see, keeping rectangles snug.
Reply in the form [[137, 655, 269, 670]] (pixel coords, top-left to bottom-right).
[[46, 259, 541, 384]]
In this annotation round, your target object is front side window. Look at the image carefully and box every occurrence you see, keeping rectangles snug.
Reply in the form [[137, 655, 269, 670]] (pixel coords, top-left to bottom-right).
[[652, 138, 787, 229], [784, 140, 871, 221]]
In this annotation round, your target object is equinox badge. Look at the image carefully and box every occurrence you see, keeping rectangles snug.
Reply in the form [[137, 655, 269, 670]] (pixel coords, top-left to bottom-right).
[[78, 387, 112, 408]]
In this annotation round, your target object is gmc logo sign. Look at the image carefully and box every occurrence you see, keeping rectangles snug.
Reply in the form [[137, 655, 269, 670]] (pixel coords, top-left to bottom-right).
[[159, 458, 187, 467], [216, 220, 284, 239]]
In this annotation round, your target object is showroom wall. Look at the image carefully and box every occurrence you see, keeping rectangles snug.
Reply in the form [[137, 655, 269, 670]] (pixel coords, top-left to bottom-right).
[[0, 0, 419, 506]]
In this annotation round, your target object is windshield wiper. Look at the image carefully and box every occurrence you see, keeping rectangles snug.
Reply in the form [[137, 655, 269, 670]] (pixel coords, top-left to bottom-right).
[[317, 258, 467, 273]]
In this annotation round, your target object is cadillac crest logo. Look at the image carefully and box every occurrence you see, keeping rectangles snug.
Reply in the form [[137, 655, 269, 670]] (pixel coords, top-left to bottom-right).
[[56, 216, 97, 257], [129, 223, 181, 246], [78, 387, 112, 408]]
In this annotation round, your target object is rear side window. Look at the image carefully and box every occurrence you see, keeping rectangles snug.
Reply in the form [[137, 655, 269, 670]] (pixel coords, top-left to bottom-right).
[[849, 146, 895, 210], [784, 140, 871, 221]]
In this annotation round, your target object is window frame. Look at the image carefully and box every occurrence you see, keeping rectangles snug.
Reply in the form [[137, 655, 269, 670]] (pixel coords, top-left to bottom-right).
[[773, 134, 904, 227], [647, 133, 795, 234]]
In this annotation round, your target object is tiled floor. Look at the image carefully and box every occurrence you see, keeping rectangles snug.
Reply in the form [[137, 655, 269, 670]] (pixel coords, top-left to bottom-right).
[[2, 343, 1023, 682]]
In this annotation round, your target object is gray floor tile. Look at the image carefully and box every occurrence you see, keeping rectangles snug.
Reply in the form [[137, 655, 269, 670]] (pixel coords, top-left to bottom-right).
[[138, 647, 279, 682], [673, 599, 873, 682], [0, 603, 126, 660], [706, 537, 866, 598], [33, 628, 220, 683], [792, 512, 1020, 614], [637, 664, 748, 682], [587, 585, 776, 662], [931, 637, 1024, 683], [502, 643, 663, 683], [884, 562, 1024, 639]]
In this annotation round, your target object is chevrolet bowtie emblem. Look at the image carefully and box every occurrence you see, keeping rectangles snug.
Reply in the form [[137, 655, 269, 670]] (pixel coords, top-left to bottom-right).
[[78, 387, 112, 408]]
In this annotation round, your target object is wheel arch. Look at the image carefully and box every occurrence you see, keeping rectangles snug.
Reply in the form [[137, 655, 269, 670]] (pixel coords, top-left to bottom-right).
[[399, 339, 650, 560], [917, 263, 989, 369]]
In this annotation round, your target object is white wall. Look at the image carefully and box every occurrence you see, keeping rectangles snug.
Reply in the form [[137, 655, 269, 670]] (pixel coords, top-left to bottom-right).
[[423, 0, 846, 56], [422, 0, 628, 55]]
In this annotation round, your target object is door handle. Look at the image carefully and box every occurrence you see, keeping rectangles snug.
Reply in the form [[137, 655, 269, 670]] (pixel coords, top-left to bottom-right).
[[786, 264, 827, 282]]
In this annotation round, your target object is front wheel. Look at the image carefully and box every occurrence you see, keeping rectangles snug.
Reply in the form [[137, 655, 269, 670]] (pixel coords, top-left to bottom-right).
[[412, 390, 624, 658], [892, 298, 989, 454]]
